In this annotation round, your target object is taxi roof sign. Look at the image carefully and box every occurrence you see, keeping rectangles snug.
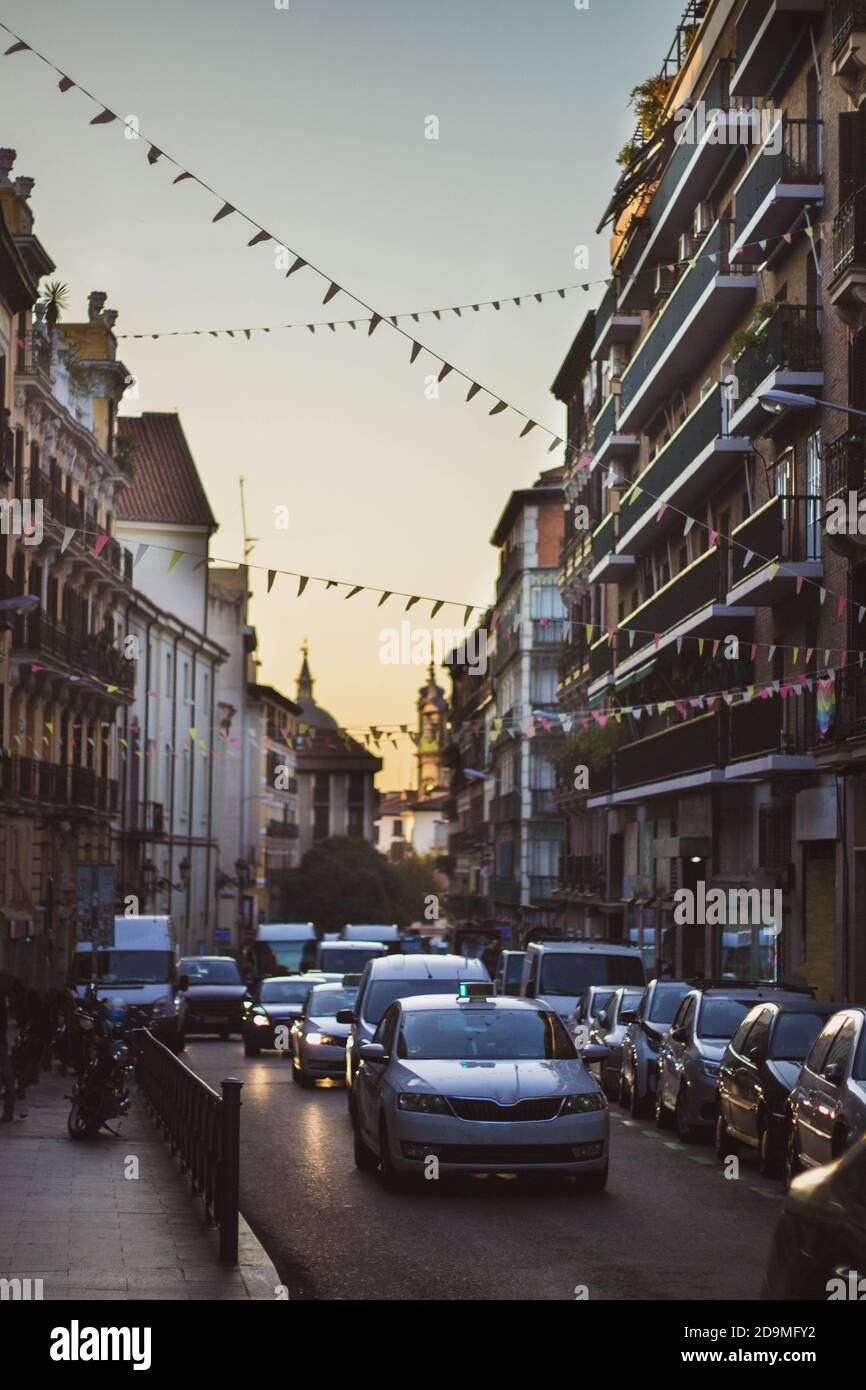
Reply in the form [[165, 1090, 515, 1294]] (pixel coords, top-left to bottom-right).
[[457, 982, 495, 1000]]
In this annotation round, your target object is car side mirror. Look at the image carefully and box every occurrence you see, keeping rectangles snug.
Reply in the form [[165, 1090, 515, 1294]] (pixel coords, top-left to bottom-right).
[[335, 1009, 354, 1025], [670, 1025, 688, 1043], [620, 1010, 637, 1024], [824, 1061, 845, 1086], [178, 974, 190, 992], [581, 1042, 609, 1064], [359, 1042, 387, 1065]]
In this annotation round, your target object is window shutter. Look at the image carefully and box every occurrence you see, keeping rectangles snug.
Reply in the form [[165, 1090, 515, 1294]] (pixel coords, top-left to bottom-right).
[[839, 109, 866, 206]]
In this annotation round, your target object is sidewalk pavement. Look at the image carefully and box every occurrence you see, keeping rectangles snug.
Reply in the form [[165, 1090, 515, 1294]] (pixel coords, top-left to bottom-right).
[[0, 1067, 282, 1300]]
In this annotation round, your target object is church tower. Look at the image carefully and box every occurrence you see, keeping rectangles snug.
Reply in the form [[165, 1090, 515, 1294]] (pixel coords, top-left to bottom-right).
[[416, 663, 447, 795]]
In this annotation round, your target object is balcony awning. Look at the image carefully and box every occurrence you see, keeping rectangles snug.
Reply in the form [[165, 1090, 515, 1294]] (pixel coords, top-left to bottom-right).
[[614, 658, 655, 692]]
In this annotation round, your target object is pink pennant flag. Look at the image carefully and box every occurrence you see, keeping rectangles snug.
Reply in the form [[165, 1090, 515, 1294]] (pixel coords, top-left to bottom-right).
[[675, 700, 686, 715], [838, 596, 847, 617], [796, 576, 803, 595], [656, 501, 668, 522], [783, 232, 792, 243], [709, 530, 719, 548], [93, 534, 109, 558], [653, 632, 661, 650], [712, 639, 720, 657], [706, 696, 717, 708], [800, 674, 807, 688], [805, 647, 814, 664], [750, 644, 758, 660], [840, 650, 848, 669]]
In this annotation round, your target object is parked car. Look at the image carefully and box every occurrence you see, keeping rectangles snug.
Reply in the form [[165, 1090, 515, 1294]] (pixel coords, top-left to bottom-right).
[[290, 981, 359, 1087], [655, 983, 814, 1143], [519, 941, 646, 1022], [493, 950, 526, 997], [242, 974, 328, 1056], [340, 954, 490, 1104], [762, 1132, 866, 1299], [619, 978, 691, 1118], [179, 956, 247, 1039], [316, 940, 387, 974], [569, 986, 618, 1045], [716, 998, 844, 1177], [588, 987, 644, 1098], [351, 990, 609, 1191], [785, 1007, 866, 1184]]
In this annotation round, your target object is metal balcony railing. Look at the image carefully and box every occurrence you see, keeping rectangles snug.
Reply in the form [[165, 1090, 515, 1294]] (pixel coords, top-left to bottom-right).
[[590, 635, 614, 682], [531, 789, 559, 817], [615, 709, 721, 791], [11, 614, 136, 692], [734, 119, 822, 234], [621, 545, 722, 654], [496, 545, 524, 599], [127, 801, 166, 835], [489, 876, 521, 905], [832, 188, 866, 283], [591, 511, 617, 568], [529, 875, 560, 904], [490, 790, 521, 823], [16, 330, 52, 379], [825, 433, 866, 500], [593, 394, 616, 452], [731, 494, 823, 584], [558, 854, 606, 895], [832, 0, 866, 55], [735, 305, 822, 401], [619, 387, 723, 540]]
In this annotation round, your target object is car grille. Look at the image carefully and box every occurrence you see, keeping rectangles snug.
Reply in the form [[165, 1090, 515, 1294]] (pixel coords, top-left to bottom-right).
[[433, 1144, 578, 1165], [447, 1097, 562, 1122]]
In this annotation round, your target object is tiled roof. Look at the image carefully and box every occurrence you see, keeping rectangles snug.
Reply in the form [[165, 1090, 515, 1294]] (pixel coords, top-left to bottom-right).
[[116, 413, 216, 529]]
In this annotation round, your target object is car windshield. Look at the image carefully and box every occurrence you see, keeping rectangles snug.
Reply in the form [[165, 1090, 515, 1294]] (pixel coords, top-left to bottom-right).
[[318, 948, 382, 973], [698, 998, 752, 1040], [364, 979, 469, 1025], [259, 980, 312, 1004], [540, 953, 644, 995], [181, 959, 241, 985], [308, 987, 357, 1016], [73, 951, 172, 985], [399, 1008, 577, 1061], [648, 984, 690, 1025], [770, 1012, 830, 1061]]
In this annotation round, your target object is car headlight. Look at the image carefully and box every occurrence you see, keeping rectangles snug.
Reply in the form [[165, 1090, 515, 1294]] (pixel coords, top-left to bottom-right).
[[305, 1032, 337, 1046], [150, 998, 173, 1020], [397, 1092, 449, 1114], [701, 1061, 721, 1078], [562, 1091, 607, 1113], [252, 1011, 270, 1028]]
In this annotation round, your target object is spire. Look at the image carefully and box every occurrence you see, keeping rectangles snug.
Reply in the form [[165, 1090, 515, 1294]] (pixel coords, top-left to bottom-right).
[[296, 639, 314, 701]]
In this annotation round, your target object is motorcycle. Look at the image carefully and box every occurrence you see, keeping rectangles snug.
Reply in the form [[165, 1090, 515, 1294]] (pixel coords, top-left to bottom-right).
[[66, 994, 145, 1139]]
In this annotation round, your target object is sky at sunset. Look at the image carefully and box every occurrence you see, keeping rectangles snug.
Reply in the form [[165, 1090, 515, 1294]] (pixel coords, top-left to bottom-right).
[[0, 0, 684, 785]]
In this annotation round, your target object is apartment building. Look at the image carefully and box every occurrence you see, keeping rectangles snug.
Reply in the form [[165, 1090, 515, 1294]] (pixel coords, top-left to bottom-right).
[[488, 469, 566, 939], [566, 0, 866, 1000], [444, 613, 495, 926]]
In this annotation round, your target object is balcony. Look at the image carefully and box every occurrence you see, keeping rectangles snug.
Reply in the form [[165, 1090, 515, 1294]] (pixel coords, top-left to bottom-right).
[[616, 59, 741, 312], [490, 791, 521, 823], [489, 876, 521, 905], [730, 118, 823, 264], [559, 529, 593, 602], [589, 634, 615, 686], [829, 188, 866, 326], [729, 305, 823, 435], [531, 618, 566, 647], [592, 281, 642, 360], [529, 875, 560, 905], [1, 420, 14, 483], [267, 821, 299, 840], [616, 386, 750, 555], [531, 789, 559, 818], [15, 330, 52, 381], [825, 431, 866, 502], [617, 220, 757, 437], [589, 394, 640, 482], [558, 854, 606, 897], [496, 545, 524, 599], [618, 545, 754, 672], [727, 494, 823, 604], [731, 0, 825, 98], [127, 801, 166, 836], [11, 614, 136, 694], [832, 1, 866, 92], [589, 510, 636, 584], [558, 633, 591, 690]]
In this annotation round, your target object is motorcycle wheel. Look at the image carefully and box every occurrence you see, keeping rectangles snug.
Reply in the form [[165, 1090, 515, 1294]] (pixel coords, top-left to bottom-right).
[[67, 1094, 101, 1139]]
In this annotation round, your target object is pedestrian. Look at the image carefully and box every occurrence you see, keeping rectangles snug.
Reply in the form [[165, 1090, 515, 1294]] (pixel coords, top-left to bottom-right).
[[0, 985, 17, 1123]]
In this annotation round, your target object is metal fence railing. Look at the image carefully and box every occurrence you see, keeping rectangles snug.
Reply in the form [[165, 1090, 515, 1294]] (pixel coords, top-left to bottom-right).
[[137, 1030, 242, 1263]]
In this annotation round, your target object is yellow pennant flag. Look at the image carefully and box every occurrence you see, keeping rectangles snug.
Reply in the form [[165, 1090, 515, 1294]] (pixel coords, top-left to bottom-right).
[[698, 639, 704, 655], [168, 549, 184, 571]]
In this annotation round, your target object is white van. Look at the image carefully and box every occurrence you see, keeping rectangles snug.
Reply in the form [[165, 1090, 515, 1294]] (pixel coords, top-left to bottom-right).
[[520, 942, 646, 1022], [72, 915, 187, 1052], [317, 939, 388, 974], [342, 924, 400, 946], [254, 923, 317, 977]]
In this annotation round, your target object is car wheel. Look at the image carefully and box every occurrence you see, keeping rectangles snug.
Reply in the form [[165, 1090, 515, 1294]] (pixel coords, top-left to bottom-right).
[[618, 1069, 630, 1109], [758, 1119, 782, 1179], [353, 1117, 378, 1172], [675, 1087, 698, 1144], [243, 1039, 260, 1058], [654, 1081, 673, 1130], [629, 1073, 650, 1120], [378, 1117, 407, 1193], [784, 1120, 803, 1188], [715, 1111, 739, 1161], [576, 1161, 608, 1192], [298, 1070, 314, 1089]]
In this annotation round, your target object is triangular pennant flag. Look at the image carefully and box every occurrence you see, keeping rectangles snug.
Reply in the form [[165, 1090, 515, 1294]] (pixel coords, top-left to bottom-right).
[[796, 575, 804, 595], [548, 437, 563, 453], [838, 596, 847, 617], [58, 76, 75, 91], [168, 550, 183, 572], [135, 543, 149, 566], [286, 256, 306, 277], [519, 421, 536, 438], [860, 606, 866, 623], [173, 171, 194, 184], [683, 516, 694, 536], [431, 600, 444, 618], [709, 529, 719, 547], [323, 281, 341, 304], [438, 363, 453, 383], [267, 570, 277, 594], [368, 314, 382, 335], [819, 587, 827, 605], [61, 527, 75, 554], [90, 109, 117, 125], [405, 596, 420, 611], [676, 637, 683, 654], [410, 342, 422, 364], [769, 562, 779, 581], [93, 534, 109, 558], [489, 400, 508, 415], [147, 145, 162, 165], [344, 585, 363, 600], [213, 202, 235, 222], [4, 41, 30, 54], [743, 550, 754, 568], [466, 383, 481, 401], [656, 501, 668, 522]]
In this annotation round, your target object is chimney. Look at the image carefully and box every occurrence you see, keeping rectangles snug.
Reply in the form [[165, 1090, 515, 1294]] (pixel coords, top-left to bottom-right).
[[0, 149, 16, 186], [103, 308, 119, 331], [88, 291, 108, 322]]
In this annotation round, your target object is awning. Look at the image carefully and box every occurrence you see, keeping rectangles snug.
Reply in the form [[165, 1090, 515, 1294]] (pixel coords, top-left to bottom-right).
[[615, 658, 656, 692]]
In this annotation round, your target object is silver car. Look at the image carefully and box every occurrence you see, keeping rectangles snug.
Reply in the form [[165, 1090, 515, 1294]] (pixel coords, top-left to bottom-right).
[[786, 1007, 866, 1183], [290, 982, 358, 1088], [588, 987, 644, 1098], [351, 990, 609, 1191], [619, 978, 691, 1118], [655, 984, 809, 1144]]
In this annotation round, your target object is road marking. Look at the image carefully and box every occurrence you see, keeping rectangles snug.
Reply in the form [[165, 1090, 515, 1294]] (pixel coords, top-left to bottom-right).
[[750, 1186, 784, 1199], [640, 1129, 664, 1139], [620, 1119, 641, 1127], [687, 1155, 716, 1165], [664, 1141, 687, 1150]]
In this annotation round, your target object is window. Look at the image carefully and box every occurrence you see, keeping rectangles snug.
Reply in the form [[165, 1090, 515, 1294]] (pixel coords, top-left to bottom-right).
[[742, 1008, 773, 1062], [730, 1013, 758, 1056], [164, 650, 173, 697], [804, 1015, 843, 1076], [806, 433, 821, 561], [822, 1017, 857, 1080]]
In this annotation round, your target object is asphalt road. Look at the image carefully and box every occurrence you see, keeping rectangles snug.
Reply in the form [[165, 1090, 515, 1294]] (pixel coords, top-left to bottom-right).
[[184, 1038, 784, 1301]]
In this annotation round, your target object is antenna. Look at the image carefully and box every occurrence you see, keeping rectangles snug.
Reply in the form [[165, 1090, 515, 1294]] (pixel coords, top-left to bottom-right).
[[239, 476, 259, 560]]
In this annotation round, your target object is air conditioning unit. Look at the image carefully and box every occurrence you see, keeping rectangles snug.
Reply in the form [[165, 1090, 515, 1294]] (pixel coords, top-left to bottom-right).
[[654, 264, 676, 297], [678, 231, 698, 264], [693, 201, 714, 238]]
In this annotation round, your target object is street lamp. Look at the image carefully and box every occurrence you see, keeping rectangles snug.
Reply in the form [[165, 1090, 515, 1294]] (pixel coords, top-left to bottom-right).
[[759, 389, 866, 421], [0, 593, 39, 631]]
